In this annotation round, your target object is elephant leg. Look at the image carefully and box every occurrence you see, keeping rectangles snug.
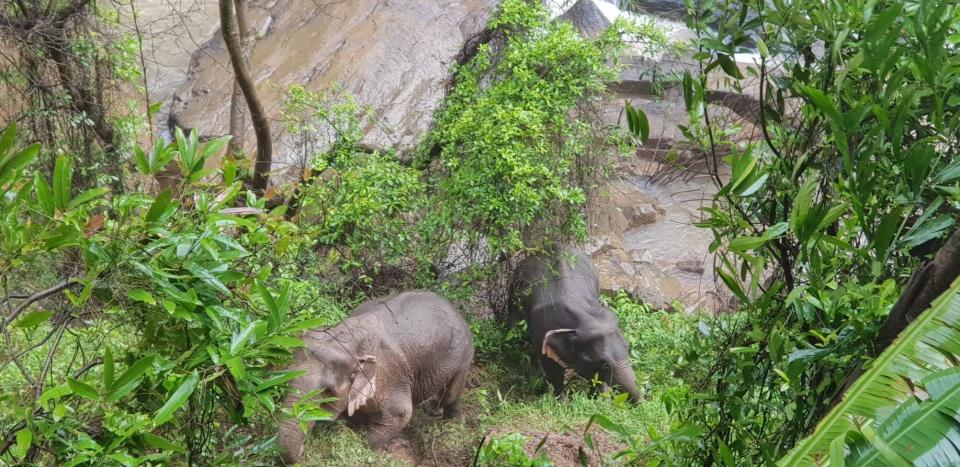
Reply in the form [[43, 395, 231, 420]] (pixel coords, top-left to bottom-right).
[[539, 356, 568, 402], [441, 365, 470, 419], [366, 390, 413, 451], [278, 365, 324, 465]]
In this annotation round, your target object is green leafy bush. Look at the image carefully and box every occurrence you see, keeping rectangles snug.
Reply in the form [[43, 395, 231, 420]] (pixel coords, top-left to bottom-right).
[[476, 432, 551, 467], [0, 125, 334, 464], [421, 0, 628, 256], [664, 0, 960, 463]]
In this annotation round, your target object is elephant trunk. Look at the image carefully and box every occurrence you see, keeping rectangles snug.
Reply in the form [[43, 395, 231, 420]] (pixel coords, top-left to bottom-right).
[[611, 363, 642, 403]]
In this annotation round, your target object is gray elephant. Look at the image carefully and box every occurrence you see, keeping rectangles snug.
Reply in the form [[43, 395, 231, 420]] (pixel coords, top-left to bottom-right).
[[509, 246, 642, 402], [277, 290, 474, 464]]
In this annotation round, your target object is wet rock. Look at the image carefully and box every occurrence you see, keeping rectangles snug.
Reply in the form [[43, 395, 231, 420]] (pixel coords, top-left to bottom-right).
[[556, 0, 612, 38], [583, 234, 624, 258], [589, 182, 665, 237], [676, 258, 705, 275], [619, 192, 666, 229], [593, 247, 683, 310], [170, 0, 499, 180]]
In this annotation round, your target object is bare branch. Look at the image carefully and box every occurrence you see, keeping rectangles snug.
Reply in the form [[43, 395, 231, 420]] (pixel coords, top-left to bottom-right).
[[2, 279, 75, 328]]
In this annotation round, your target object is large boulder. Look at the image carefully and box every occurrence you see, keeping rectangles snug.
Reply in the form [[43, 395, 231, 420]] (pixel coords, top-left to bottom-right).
[[169, 0, 499, 178], [591, 247, 684, 310], [589, 181, 665, 237]]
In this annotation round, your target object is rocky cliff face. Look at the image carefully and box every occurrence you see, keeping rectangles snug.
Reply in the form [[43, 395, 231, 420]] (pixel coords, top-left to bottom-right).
[[168, 0, 498, 178], [150, 0, 743, 313]]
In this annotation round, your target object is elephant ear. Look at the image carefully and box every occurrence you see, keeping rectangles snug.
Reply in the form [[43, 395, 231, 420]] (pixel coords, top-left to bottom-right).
[[347, 355, 377, 416], [542, 328, 576, 368]]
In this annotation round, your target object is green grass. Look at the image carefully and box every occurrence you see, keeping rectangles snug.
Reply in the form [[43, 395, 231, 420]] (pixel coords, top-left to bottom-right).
[[295, 293, 703, 466]]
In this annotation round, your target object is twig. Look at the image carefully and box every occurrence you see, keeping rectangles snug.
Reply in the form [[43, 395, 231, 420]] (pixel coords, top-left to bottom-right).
[[2, 279, 75, 328], [34, 323, 67, 400]]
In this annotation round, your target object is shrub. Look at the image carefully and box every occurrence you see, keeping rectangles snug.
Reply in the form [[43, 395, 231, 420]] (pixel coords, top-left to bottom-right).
[[0, 126, 331, 464], [421, 0, 628, 257], [476, 432, 551, 467]]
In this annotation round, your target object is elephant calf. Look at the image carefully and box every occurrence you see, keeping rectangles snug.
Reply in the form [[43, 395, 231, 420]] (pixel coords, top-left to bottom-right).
[[509, 246, 642, 402], [278, 290, 474, 464]]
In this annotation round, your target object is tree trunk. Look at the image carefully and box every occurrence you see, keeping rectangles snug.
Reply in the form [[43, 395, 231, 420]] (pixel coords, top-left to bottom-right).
[[875, 228, 960, 351], [219, 0, 272, 194], [227, 0, 252, 159]]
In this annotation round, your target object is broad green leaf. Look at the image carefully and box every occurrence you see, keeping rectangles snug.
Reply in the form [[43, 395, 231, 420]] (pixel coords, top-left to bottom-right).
[[134, 146, 150, 174], [716, 54, 744, 79], [254, 370, 306, 393], [103, 346, 114, 393], [585, 414, 629, 437], [153, 372, 199, 426], [625, 102, 650, 144], [790, 178, 817, 237], [39, 383, 72, 409], [67, 378, 99, 401], [223, 159, 237, 186], [148, 101, 163, 117], [145, 188, 172, 223], [108, 355, 155, 402], [224, 356, 246, 382], [718, 440, 735, 467], [682, 71, 694, 110], [757, 38, 770, 58], [729, 236, 767, 252], [53, 155, 72, 211], [736, 172, 769, 197], [267, 335, 304, 348], [68, 187, 109, 209], [230, 320, 265, 355], [815, 205, 847, 233], [127, 289, 156, 306], [0, 143, 40, 190], [717, 268, 748, 303], [903, 215, 954, 249], [764, 222, 790, 239], [257, 280, 283, 332], [798, 85, 843, 129], [936, 157, 960, 184], [829, 433, 847, 466], [34, 174, 54, 217], [141, 432, 185, 453], [15, 310, 53, 329], [14, 428, 31, 460], [185, 263, 231, 295], [0, 123, 16, 159]]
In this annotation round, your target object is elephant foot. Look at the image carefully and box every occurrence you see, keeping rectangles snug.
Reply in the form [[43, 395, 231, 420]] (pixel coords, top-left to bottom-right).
[[442, 402, 461, 420], [424, 403, 443, 418], [383, 437, 418, 466]]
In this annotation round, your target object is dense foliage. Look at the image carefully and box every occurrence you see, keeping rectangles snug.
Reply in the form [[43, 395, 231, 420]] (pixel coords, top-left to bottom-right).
[[421, 0, 629, 257], [0, 0, 149, 191], [0, 0, 640, 463], [644, 0, 960, 464], [5, 0, 955, 463], [783, 278, 960, 465]]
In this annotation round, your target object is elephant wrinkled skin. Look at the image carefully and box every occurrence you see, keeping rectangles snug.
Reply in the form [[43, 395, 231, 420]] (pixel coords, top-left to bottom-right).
[[509, 247, 642, 402], [278, 290, 474, 464]]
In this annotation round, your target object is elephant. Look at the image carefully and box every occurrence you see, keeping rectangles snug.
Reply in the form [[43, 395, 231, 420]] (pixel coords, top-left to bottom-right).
[[277, 290, 474, 464], [509, 246, 642, 402]]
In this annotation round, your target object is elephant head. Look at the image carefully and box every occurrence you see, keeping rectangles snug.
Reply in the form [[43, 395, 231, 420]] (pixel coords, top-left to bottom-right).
[[540, 310, 641, 402], [278, 334, 378, 464]]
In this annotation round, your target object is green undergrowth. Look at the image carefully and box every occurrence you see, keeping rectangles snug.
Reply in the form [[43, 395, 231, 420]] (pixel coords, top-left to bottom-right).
[[300, 293, 705, 466]]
